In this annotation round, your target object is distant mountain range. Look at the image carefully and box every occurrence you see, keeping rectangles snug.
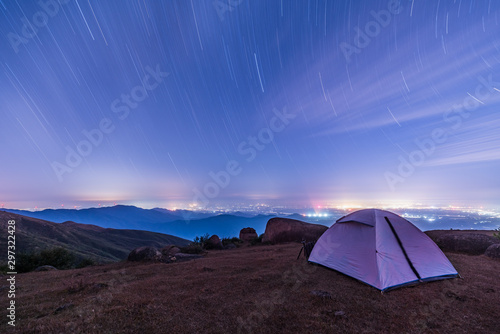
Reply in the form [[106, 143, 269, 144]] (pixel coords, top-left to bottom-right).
[[5, 205, 499, 241], [156, 214, 278, 239], [3, 205, 329, 240], [4, 205, 182, 230], [0, 211, 190, 263]]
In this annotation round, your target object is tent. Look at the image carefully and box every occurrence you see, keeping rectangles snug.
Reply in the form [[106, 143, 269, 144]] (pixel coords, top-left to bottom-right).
[[308, 209, 458, 291]]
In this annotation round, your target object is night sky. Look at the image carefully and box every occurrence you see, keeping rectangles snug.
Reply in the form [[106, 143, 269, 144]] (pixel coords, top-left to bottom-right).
[[1, 0, 500, 210]]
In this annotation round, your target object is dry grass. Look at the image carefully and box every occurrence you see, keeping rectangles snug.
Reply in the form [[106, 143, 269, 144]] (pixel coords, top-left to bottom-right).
[[3, 243, 500, 333]]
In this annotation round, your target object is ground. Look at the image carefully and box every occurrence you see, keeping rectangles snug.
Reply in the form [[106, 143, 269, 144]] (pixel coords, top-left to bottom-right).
[[3, 242, 500, 333]]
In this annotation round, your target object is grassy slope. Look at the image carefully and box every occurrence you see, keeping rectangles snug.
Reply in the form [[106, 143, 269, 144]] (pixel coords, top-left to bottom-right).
[[0, 211, 189, 263], [5, 242, 500, 333]]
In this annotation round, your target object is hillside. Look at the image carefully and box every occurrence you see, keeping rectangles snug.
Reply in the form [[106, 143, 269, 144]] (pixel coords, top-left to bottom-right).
[[0, 211, 189, 263], [3, 242, 499, 333]]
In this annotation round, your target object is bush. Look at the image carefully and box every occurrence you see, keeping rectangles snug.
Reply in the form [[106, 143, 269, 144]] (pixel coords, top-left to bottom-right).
[[250, 234, 264, 246], [0, 264, 9, 274], [180, 244, 204, 254], [494, 228, 500, 240], [16, 247, 94, 273], [193, 233, 210, 247], [222, 237, 242, 247], [76, 258, 96, 269]]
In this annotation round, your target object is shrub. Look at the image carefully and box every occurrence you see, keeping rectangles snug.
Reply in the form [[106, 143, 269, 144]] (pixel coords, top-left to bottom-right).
[[16, 247, 94, 273], [180, 244, 204, 254], [193, 233, 210, 246], [0, 264, 9, 274], [222, 237, 243, 247], [76, 258, 96, 269], [250, 233, 264, 246], [494, 228, 500, 240]]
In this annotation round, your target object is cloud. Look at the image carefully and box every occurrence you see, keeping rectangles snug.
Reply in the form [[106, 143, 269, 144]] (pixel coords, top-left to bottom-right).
[[284, 15, 500, 137], [426, 117, 500, 166]]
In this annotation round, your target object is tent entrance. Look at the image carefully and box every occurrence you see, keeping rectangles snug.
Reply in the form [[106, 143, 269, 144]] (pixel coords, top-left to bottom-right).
[[384, 216, 421, 280]]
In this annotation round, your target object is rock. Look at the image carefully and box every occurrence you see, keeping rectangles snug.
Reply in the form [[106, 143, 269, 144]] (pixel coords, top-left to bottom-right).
[[127, 246, 162, 262], [485, 244, 500, 259], [162, 245, 181, 256], [262, 218, 328, 244], [206, 235, 223, 249], [435, 233, 499, 255], [334, 311, 345, 317], [310, 290, 332, 299], [34, 265, 58, 272], [239, 227, 258, 242]]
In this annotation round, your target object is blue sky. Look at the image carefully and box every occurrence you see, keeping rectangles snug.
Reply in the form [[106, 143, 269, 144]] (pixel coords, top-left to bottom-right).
[[1, 0, 500, 209]]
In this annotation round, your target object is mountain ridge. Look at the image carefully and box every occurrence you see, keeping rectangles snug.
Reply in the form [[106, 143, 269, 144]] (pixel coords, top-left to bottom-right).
[[0, 211, 190, 264], [3, 205, 337, 240]]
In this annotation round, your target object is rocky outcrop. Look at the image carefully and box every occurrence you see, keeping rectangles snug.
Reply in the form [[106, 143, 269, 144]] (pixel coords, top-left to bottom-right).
[[206, 235, 223, 249], [435, 233, 499, 255], [128, 245, 203, 263], [262, 218, 328, 244], [485, 244, 500, 259], [127, 246, 163, 262], [162, 245, 181, 256], [239, 227, 258, 242]]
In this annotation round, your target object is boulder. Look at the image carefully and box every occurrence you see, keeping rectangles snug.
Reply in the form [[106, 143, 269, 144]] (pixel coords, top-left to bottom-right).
[[34, 265, 58, 272], [262, 217, 328, 244], [206, 235, 223, 249], [435, 233, 499, 255], [224, 243, 237, 250], [162, 245, 181, 256], [485, 244, 500, 259], [239, 227, 258, 242], [127, 246, 162, 262]]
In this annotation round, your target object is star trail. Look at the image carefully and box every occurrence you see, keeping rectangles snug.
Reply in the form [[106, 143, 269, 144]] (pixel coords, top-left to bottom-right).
[[1, 0, 500, 210]]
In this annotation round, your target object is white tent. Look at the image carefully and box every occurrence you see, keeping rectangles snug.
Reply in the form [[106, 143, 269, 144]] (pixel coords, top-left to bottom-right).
[[308, 209, 458, 291]]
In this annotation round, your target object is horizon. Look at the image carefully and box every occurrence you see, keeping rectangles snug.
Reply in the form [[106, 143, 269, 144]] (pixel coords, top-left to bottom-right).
[[3, 201, 499, 214], [2, 1, 500, 210]]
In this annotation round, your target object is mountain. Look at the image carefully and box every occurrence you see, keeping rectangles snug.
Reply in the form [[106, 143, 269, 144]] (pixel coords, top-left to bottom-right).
[[152, 214, 279, 240], [152, 208, 213, 221], [3, 205, 334, 240], [0, 211, 189, 263], [4, 205, 183, 231]]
